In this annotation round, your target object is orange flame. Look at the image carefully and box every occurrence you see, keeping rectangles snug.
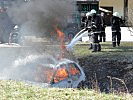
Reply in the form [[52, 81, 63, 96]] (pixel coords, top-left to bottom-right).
[[54, 26, 67, 59], [54, 66, 68, 83], [69, 67, 80, 76], [54, 26, 64, 41]]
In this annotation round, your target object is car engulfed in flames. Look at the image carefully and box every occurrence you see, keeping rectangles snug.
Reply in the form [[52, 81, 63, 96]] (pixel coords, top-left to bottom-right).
[[34, 59, 86, 88]]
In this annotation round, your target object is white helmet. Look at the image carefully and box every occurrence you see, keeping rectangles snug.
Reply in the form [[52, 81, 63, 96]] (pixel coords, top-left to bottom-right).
[[86, 12, 91, 17], [14, 25, 19, 29], [90, 9, 96, 14], [113, 12, 120, 17], [101, 12, 104, 17]]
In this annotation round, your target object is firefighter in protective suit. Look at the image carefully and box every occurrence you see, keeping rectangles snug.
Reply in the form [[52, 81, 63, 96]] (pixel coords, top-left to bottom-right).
[[9, 25, 22, 44], [111, 12, 123, 47], [85, 11, 93, 49], [100, 12, 106, 42], [89, 9, 102, 52]]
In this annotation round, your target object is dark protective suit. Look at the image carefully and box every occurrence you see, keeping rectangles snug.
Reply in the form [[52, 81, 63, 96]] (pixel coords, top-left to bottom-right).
[[99, 15, 106, 42], [90, 14, 102, 52], [111, 16, 123, 47], [85, 15, 93, 49]]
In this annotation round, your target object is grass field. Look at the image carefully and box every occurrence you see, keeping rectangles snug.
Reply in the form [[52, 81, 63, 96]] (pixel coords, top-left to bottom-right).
[[73, 42, 133, 58]]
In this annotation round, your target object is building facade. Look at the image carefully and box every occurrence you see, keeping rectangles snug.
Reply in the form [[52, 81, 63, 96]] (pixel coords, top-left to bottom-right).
[[76, 0, 132, 26], [99, 0, 133, 25]]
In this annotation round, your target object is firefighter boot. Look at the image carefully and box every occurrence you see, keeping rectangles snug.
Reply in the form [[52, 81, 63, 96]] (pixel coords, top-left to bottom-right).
[[112, 42, 116, 47], [103, 37, 106, 42], [99, 37, 102, 42], [97, 44, 101, 51], [89, 43, 93, 50], [117, 41, 120, 46], [92, 44, 97, 52]]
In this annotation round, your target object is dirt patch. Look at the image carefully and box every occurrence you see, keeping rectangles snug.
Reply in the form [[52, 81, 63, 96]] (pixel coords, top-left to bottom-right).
[[77, 55, 133, 93]]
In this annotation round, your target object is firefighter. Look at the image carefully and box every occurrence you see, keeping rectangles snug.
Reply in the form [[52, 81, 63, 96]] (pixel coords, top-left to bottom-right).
[[9, 25, 22, 44], [90, 9, 102, 52], [85, 11, 93, 49], [100, 12, 106, 42], [111, 12, 123, 47]]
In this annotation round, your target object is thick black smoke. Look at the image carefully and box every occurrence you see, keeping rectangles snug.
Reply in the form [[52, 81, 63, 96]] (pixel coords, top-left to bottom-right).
[[8, 0, 75, 37]]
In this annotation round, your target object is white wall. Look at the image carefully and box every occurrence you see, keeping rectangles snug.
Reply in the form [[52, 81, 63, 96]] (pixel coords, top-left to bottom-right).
[[82, 27, 133, 42], [128, 0, 133, 23], [105, 27, 133, 42], [99, 0, 124, 17]]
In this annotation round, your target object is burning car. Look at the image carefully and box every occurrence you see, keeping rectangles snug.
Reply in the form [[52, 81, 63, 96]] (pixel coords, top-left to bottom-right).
[[34, 59, 86, 88]]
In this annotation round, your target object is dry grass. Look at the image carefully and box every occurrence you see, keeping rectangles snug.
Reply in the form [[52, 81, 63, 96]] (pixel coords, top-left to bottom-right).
[[0, 80, 132, 100]]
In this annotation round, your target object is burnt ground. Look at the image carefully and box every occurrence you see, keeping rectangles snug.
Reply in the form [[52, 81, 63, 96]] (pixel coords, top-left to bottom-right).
[[74, 42, 133, 93]]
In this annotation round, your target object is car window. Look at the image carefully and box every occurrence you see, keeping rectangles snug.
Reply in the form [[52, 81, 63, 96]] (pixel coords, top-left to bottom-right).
[[54, 65, 68, 83], [68, 63, 80, 76]]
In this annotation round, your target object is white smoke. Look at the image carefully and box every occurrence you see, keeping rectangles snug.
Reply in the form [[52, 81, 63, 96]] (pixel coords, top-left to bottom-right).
[[2, 54, 58, 81], [0, 0, 77, 82], [12, 54, 57, 68]]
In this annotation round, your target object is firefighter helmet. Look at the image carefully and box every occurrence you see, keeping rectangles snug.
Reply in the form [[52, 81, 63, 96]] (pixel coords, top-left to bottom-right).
[[113, 12, 120, 17], [86, 12, 91, 16], [101, 12, 104, 17], [90, 9, 96, 14], [14, 25, 19, 29]]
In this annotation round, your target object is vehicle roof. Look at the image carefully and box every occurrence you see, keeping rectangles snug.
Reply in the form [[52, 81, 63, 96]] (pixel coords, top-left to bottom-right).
[[40, 59, 77, 69], [56, 59, 76, 68]]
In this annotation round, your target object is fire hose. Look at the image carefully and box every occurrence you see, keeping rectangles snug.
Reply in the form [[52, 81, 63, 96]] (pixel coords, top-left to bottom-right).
[[66, 27, 91, 50]]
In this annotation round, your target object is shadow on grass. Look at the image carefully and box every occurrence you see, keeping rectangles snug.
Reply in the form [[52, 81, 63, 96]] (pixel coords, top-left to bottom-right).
[[77, 50, 133, 93]]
